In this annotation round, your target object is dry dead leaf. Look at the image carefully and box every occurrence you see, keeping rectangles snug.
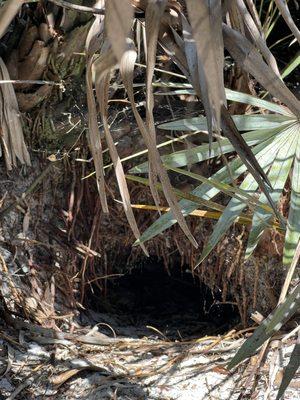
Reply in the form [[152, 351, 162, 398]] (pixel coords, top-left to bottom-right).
[[235, 0, 280, 76], [145, 0, 168, 211], [0, 57, 31, 170], [85, 1, 108, 213], [223, 24, 300, 117], [120, 42, 198, 248], [185, 0, 226, 136], [93, 43, 148, 255], [105, 0, 134, 62], [274, 0, 300, 45]]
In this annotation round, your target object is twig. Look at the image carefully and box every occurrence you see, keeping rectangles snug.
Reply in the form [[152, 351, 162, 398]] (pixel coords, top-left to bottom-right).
[[0, 79, 62, 86], [7, 377, 35, 400]]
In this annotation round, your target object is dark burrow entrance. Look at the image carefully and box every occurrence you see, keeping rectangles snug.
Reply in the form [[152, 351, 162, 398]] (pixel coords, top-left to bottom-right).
[[82, 259, 241, 340]]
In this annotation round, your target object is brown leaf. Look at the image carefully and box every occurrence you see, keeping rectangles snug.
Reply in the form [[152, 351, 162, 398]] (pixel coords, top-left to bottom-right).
[[85, 2, 108, 213], [93, 45, 148, 255], [0, 57, 31, 170], [105, 0, 134, 61], [120, 42, 198, 248], [105, 1, 197, 247], [145, 0, 168, 211], [185, 0, 226, 135], [181, 14, 212, 135], [274, 0, 300, 45], [223, 24, 300, 116], [234, 0, 280, 76], [223, 24, 300, 117]]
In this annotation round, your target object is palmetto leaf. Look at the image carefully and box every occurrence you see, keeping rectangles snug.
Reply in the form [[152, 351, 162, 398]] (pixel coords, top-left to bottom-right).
[[133, 126, 287, 246], [224, 89, 292, 116], [126, 174, 225, 212], [220, 105, 279, 218], [245, 124, 298, 259], [156, 87, 293, 116], [198, 128, 291, 265], [130, 124, 290, 174], [158, 114, 294, 132], [227, 283, 300, 369], [276, 342, 300, 400], [121, 45, 198, 248], [0, 57, 31, 170], [283, 131, 300, 267], [235, 0, 280, 75], [167, 166, 274, 214]]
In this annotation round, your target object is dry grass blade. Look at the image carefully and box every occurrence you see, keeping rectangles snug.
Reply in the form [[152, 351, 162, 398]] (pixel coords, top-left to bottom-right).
[[145, 0, 167, 211], [235, 0, 280, 76], [85, 1, 108, 213], [0, 57, 31, 170], [0, 0, 25, 40], [223, 24, 300, 117], [120, 43, 198, 248], [273, 0, 300, 45], [185, 0, 226, 135]]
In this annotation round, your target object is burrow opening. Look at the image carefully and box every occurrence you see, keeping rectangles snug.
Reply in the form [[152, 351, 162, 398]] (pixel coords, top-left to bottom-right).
[[81, 258, 241, 340]]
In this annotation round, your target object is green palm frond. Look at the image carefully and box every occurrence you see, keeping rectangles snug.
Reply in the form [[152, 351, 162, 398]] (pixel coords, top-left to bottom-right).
[[131, 112, 299, 264]]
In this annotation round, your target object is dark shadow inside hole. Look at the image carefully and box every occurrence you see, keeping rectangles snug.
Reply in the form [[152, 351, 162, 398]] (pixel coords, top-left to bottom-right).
[[83, 258, 241, 340]]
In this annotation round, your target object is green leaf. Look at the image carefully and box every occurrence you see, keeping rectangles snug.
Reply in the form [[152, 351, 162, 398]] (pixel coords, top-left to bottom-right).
[[156, 88, 292, 116], [158, 114, 294, 132], [276, 342, 300, 400], [130, 125, 285, 174], [198, 130, 289, 264], [135, 130, 286, 246], [167, 166, 274, 214], [281, 52, 300, 80], [283, 126, 300, 267], [220, 106, 280, 220], [246, 126, 297, 259], [225, 89, 293, 116], [228, 283, 300, 370]]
